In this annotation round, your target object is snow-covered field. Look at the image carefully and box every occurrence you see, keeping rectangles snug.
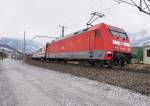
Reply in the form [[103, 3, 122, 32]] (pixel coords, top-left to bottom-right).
[[0, 59, 150, 106]]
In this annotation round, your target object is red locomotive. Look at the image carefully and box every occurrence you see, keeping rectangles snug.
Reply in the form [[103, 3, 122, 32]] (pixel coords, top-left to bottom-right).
[[32, 23, 132, 67]]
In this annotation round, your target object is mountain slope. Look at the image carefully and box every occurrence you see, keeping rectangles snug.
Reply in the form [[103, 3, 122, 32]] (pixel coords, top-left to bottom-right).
[[128, 30, 150, 47], [0, 37, 40, 54]]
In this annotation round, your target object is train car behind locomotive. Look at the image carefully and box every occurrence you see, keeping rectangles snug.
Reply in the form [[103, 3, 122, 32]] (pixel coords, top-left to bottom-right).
[[32, 47, 46, 60], [32, 23, 132, 67]]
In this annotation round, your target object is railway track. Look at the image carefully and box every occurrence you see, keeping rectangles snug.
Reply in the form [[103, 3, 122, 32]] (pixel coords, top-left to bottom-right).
[[26, 59, 150, 96], [108, 66, 150, 74], [42, 60, 150, 74]]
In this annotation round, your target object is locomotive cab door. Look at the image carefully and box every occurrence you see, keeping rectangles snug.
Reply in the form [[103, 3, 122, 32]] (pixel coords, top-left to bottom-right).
[[89, 31, 95, 58], [92, 29, 104, 60]]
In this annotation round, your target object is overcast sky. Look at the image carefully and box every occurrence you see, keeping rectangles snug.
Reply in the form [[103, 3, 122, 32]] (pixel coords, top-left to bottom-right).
[[0, 0, 150, 43]]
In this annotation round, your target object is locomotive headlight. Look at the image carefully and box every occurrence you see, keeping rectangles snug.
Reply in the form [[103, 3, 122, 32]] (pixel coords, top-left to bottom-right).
[[107, 51, 112, 54], [113, 40, 120, 45]]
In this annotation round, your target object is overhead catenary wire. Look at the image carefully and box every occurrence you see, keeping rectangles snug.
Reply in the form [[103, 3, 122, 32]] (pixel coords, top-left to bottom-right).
[[63, 0, 118, 28], [85, 1, 121, 25], [113, 0, 150, 15], [100, 1, 121, 12], [61, 0, 122, 34], [113, 0, 135, 6], [62, 0, 106, 26], [143, 0, 150, 11], [143, 4, 150, 10]]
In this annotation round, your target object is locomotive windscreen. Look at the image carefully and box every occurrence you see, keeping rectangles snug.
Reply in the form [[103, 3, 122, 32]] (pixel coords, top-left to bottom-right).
[[110, 30, 128, 39]]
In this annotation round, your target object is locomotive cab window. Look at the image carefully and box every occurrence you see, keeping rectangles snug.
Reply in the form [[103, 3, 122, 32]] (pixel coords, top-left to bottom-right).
[[95, 29, 100, 37], [110, 30, 128, 39]]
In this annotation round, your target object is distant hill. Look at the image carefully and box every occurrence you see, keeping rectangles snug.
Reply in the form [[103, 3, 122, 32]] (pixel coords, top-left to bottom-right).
[[0, 37, 40, 54], [0, 43, 15, 50], [128, 30, 150, 47]]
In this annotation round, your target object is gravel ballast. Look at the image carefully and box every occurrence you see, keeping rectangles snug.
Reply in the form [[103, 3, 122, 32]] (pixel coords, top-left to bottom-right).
[[27, 59, 150, 96]]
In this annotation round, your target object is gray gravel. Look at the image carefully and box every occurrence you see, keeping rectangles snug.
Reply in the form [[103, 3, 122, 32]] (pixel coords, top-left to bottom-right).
[[28, 59, 150, 96], [0, 59, 150, 106]]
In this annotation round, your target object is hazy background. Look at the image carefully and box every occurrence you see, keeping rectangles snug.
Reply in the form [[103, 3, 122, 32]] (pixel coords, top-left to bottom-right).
[[0, 0, 150, 45]]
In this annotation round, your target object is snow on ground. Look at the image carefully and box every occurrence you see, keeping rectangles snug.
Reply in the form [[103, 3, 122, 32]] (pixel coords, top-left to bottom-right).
[[0, 59, 150, 106]]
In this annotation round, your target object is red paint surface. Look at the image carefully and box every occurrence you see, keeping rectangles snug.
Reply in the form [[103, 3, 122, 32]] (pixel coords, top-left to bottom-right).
[[35, 23, 131, 60]]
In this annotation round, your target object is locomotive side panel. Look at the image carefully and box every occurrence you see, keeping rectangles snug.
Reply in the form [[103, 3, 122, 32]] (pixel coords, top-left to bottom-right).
[[89, 28, 106, 60], [46, 24, 115, 61], [47, 31, 93, 59]]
